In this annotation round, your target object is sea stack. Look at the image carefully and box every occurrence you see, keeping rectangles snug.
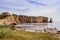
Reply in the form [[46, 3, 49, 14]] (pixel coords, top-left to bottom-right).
[[49, 18, 53, 23]]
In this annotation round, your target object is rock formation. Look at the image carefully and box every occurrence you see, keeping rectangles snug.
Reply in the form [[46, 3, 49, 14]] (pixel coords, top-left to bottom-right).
[[0, 12, 48, 25], [49, 18, 53, 23]]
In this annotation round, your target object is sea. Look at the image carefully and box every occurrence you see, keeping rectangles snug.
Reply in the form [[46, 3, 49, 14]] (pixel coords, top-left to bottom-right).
[[15, 22, 60, 31]]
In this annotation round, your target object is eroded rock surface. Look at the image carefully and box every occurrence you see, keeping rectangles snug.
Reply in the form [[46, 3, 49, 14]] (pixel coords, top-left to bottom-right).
[[0, 12, 48, 25]]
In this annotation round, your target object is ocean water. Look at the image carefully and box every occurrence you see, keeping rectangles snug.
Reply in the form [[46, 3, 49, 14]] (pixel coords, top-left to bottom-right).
[[16, 22, 60, 31]]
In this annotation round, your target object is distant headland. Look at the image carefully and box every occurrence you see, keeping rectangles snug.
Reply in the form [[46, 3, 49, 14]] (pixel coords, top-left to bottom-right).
[[0, 12, 53, 25]]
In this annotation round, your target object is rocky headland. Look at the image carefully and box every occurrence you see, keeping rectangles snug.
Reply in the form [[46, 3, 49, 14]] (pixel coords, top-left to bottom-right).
[[0, 12, 48, 25]]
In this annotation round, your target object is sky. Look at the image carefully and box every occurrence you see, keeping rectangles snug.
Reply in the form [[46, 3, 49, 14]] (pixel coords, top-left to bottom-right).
[[0, 0, 60, 22]]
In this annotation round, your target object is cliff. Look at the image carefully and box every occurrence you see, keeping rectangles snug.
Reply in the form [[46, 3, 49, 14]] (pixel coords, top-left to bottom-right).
[[0, 12, 48, 25]]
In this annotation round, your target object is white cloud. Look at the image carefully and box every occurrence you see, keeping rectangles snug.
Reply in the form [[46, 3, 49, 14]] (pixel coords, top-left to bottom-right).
[[23, 7, 56, 16]]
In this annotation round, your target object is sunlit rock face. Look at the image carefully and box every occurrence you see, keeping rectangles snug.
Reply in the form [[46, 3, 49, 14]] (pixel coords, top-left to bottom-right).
[[18, 15, 48, 23], [0, 12, 48, 25]]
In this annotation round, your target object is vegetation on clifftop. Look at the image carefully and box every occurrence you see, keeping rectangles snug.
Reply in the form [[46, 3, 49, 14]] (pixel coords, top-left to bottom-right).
[[0, 12, 10, 19], [0, 15, 8, 19]]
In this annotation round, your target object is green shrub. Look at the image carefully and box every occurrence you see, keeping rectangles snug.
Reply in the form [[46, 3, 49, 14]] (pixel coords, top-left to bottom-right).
[[0, 25, 10, 29], [0, 15, 9, 19], [0, 28, 12, 38]]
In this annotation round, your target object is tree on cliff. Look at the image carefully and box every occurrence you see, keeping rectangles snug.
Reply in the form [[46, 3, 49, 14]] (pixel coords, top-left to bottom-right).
[[0, 12, 10, 19], [2, 12, 10, 15]]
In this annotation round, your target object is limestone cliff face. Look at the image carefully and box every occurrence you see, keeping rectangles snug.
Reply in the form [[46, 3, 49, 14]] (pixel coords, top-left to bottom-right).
[[18, 15, 48, 23], [0, 16, 15, 25], [0, 14, 48, 25]]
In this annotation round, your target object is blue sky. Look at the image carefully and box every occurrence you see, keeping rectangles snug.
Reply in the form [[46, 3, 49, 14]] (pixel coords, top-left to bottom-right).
[[0, 0, 60, 22]]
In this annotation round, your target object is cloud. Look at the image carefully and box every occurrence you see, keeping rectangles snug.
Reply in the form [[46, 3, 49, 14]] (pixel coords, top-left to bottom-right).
[[24, 7, 56, 16], [26, 0, 47, 6], [0, 6, 28, 13]]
